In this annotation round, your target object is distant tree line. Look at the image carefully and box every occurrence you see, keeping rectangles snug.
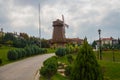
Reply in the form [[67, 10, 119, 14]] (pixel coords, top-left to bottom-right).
[[0, 32, 50, 48]]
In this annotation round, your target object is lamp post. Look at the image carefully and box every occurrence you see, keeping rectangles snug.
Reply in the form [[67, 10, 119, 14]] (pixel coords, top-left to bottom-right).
[[112, 44, 115, 62], [98, 29, 102, 60]]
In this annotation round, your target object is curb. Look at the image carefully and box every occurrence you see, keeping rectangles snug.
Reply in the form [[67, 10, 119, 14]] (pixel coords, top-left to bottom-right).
[[34, 70, 40, 80]]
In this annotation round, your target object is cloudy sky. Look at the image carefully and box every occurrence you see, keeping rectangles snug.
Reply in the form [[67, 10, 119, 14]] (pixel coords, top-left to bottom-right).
[[0, 0, 120, 43]]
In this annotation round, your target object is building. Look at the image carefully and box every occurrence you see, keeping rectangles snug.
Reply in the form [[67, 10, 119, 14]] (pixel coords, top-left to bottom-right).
[[66, 38, 84, 45], [96, 37, 118, 46]]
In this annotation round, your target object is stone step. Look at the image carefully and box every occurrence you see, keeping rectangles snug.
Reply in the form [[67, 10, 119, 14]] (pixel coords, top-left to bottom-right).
[[57, 69, 65, 73], [58, 66, 64, 69]]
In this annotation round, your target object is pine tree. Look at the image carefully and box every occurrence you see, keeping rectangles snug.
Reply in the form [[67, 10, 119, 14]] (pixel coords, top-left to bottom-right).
[[71, 38, 103, 80]]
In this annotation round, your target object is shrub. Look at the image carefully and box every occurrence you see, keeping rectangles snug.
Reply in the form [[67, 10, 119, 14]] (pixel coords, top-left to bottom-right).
[[66, 54, 74, 64], [71, 38, 103, 80], [33, 46, 39, 54], [65, 65, 72, 77], [65, 47, 71, 54], [40, 56, 58, 79], [7, 45, 46, 61], [0, 58, 2, 64], [25, 46, 32, 56], [55, 48, 66, 57], [21, 49, 26, 57], [7, 50, 18, 60], [43, 56, 58, 68], [16, 49, 23, 59]]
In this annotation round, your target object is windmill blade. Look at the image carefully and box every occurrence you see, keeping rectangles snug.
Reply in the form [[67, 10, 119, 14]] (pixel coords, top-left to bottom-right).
[[65, 24, 69, 28], [62, 14, 64, 23]]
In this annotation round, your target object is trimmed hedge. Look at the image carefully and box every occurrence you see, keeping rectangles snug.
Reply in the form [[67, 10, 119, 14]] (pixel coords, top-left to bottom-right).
[[55, 48, 66, 57], [40, 56, 58, 79], [7, 45, 47, 60], [7, 49, 18, 60]]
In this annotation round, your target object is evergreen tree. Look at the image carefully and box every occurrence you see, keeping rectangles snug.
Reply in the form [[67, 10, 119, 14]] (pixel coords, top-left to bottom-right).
[[71, 38, 103, 80], [92, 40, 97, 48]]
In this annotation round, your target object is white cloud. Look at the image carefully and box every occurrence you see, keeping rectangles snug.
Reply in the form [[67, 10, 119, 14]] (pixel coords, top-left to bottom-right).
[[0, 0, 120, 42]]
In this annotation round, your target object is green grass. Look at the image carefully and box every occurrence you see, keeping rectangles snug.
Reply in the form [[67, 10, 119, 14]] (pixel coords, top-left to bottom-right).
[[99, 60, 120, 80], [57, 54, 77, 65], [51, 73, 67, 80], [0, 46, 15, 65], [47, 48, 56, 53], [40, 73, 67, 80], [94, 50, 120, 62]]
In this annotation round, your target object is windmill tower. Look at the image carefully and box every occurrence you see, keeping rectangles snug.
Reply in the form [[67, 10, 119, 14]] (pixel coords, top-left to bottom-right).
[[52, 15, 68, 47]]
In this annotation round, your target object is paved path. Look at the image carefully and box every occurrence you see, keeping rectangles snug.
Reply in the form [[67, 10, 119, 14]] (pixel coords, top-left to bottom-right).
[[0, 53, 54, 80]]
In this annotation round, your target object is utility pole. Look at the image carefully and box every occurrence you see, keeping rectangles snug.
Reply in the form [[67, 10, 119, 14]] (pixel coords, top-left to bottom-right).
[[39, 3, 41, 48]]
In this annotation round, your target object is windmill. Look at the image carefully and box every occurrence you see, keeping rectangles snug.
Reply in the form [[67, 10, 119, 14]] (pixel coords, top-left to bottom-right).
[[52, 15, 69, 47]]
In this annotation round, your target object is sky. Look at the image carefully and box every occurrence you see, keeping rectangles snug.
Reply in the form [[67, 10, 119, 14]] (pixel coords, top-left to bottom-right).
[[0, 0, 120, 43]]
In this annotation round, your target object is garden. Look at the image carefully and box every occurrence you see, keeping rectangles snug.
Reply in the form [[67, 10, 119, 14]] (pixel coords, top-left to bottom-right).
[[39, 39, 120, 80]]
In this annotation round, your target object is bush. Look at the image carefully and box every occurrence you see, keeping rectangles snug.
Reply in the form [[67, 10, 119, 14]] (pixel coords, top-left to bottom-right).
[[16, 49, 23, 59], [65, 65, 72, 77], [7, 45, 47, 61], [65, 47, 71, 54], [40, 56, 58, 79], [25, 46, 32, 56], [0, 58, 2, 64], [7, 50, 18, 60], [43, 56, 57, 65], [66, 54, 74, 64], [21, 49, 26, 57], [55, 48, 66, 57]]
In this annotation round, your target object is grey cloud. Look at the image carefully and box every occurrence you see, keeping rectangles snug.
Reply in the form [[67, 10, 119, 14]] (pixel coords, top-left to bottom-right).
[[0, 0, 120, 41]]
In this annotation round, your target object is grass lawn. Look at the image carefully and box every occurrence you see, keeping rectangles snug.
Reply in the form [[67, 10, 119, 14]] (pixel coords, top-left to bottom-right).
[[95, 50, 120, 62], [46, 48, 56, 53], [0, 46, 15, 65], [40, 73, 67, 80], [99, 60, 120, 80]]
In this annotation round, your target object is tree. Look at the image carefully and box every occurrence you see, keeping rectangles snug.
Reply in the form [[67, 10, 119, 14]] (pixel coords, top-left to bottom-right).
[[92, 40, 97, 49], [20, 33, 29, 40], [41, 39, 50, 48], [71, 38, 103, 80], [5, 40, 13, 46], [3, 33, 16, 43], [118, 38, 120, 45]]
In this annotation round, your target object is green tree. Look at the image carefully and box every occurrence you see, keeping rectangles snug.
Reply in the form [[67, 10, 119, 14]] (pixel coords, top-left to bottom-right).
[[3, 33, 16, 43], [41, 39, 50, 48], [92, 40, 97, 48], [71, 38, 103, 80], [5, 40, 13, 46], [20, 33, 29, 40]]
